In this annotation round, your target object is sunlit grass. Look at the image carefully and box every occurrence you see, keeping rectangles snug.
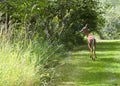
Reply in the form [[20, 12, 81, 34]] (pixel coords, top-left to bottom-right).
[[0, 42, 40, 86], [0, 38, 63, 86], [55, 40, 120, 86]]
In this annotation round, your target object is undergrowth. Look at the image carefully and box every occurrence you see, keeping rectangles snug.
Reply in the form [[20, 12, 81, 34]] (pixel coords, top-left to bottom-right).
[[0, 34, 64, 86]]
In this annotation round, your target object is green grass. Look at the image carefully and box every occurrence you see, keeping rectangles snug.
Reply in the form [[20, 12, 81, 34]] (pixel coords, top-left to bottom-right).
[[0, 42, 39, 86], [0, 38, 63, 86], [54, 40, 120, 86]]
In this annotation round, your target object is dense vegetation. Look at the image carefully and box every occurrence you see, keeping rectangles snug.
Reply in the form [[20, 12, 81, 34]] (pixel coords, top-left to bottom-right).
[[1, 0, 118, 86], [0, 0, 104, 47], [100, 0, 120, 39]]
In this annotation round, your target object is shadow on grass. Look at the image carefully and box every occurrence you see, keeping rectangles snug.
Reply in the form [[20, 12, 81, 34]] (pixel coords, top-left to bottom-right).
[[77, 71, 120, 85], [55, 62, 120, 86], [97, 41, 120, 51], [99, 57, 120, 64]]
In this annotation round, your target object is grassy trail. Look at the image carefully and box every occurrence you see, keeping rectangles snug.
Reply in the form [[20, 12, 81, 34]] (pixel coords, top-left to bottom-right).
[[54, 40, 120, 86]]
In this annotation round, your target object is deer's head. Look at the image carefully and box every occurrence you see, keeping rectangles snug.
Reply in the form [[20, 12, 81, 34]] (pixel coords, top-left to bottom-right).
[[80, 24, 88, 33]]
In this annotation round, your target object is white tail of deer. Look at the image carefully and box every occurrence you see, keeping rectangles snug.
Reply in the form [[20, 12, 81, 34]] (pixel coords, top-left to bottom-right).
[[80, 24, 97, 60]]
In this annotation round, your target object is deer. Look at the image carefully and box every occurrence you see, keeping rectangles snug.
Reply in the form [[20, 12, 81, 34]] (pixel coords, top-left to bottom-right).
[[80, 24, 97, 60]]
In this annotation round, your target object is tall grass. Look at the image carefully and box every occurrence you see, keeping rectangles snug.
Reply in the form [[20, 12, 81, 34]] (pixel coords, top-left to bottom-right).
[[0, 33, 63, 86]]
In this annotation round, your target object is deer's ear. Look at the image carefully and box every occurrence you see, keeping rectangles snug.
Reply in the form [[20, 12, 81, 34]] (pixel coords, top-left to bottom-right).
[[80, 29, 83, 32], [85, 24, 88, 27]]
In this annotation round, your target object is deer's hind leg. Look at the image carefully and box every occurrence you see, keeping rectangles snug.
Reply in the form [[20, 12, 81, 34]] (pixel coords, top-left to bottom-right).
[[93, 39, 97, 58], [88, 43, 93, 59], [88, 41, 95, 61]]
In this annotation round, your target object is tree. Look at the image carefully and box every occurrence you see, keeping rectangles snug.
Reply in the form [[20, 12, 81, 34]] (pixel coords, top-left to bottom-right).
[[0, 0, 105, 48], [100, 0, 120, 39]]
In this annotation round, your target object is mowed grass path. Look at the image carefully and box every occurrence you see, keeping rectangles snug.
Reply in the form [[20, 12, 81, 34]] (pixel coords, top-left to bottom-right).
[[54, 40, 120, 86]]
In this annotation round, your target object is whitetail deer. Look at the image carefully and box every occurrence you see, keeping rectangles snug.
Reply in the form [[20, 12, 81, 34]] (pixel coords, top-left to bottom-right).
[[80, 24, 96, 60]]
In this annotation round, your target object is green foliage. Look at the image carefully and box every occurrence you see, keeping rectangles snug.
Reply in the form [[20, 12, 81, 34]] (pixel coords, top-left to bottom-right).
[[0, 0, 104, 48], [100, 0, 120, 39]]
